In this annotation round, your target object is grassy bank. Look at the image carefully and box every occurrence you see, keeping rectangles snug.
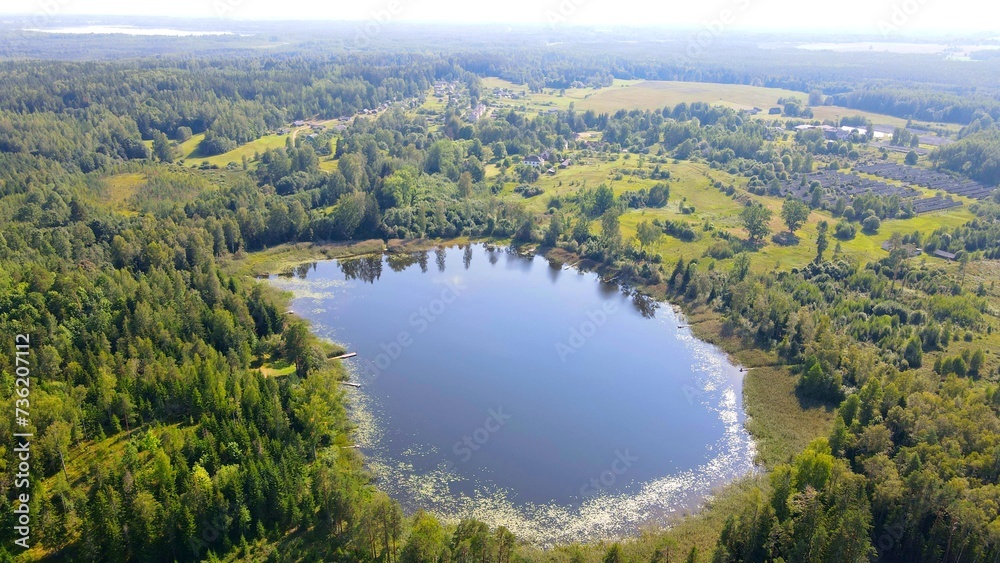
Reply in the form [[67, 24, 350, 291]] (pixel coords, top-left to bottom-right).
[[235, 236, 837, 560]]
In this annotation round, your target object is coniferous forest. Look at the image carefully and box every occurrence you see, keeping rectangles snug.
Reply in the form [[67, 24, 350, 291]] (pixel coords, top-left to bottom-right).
[[1, 16, 1000, 563]]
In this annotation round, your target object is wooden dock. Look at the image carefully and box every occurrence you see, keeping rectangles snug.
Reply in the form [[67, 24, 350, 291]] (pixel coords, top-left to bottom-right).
[[339, 381, 361, 388], [331, 352, 357, 360]]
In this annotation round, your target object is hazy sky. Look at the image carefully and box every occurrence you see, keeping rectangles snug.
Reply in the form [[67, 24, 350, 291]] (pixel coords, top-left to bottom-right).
[[3, 0, 998, 34]]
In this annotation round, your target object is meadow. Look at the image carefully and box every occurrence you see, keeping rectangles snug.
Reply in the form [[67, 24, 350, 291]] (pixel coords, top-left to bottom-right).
[[496, 151, 976, 275], [177, 130, 299, 168]]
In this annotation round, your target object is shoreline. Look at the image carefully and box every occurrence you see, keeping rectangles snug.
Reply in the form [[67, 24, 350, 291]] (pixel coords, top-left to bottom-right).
[[236, 237, 834, 548]]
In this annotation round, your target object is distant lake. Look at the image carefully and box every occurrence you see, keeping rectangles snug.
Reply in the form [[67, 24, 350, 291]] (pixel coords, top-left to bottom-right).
[[23, 25, 233, 36], [797, 42, 1000, 57], [268, 244, 755, 545]]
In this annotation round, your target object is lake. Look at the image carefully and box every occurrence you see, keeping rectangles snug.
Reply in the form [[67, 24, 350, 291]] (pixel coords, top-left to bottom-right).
[[268, 244, 755, 544], [23, 25, 233, 36]]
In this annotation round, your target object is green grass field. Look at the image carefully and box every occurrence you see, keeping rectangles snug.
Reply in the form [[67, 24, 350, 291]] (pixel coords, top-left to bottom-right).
[[318, 157, 340, 172], [178, 130, 299, 168], [98, 172, 146, 211], [258, 358, 296, 378]]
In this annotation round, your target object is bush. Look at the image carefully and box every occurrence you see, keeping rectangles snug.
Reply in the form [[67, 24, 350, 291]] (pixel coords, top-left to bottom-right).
[[862, 215, 881, 234], [798, 356, 844, 402], [705, 241, 735, 259], [904, 336, 923, 368], [514, 185, 544, 198], [199, 131, 237, 156], [647, 183, 670, 207], [834, 220, 857, 240], [663, 220, 698, 242]]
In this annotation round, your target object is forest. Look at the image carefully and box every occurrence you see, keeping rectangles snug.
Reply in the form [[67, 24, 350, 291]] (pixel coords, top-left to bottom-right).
[[0, 21, 999, 563]]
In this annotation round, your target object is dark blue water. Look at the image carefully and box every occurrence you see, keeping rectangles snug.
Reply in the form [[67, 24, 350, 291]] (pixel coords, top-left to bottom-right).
[[268, 244, 755, 544]]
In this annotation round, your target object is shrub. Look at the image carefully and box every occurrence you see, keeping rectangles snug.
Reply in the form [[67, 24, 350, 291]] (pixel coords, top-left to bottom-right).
[[705, 241, 735, 260], [834, 220, 857, 240], [862, 215, 881, 234], [514, 185, 544, 198]]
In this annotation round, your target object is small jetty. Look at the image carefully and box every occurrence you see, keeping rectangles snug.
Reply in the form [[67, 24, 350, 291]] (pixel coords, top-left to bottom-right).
[[677, 324, 691, 329], [331, 352, 357, 360], [339, 381, 361, 388]]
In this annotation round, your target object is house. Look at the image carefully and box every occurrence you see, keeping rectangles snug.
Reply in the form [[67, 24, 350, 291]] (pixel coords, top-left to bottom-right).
[[559, 159, 572, 169], [292, 120, 306, 127], [872, 125, 895, 139], [524, 155, 543, 167], [933, 249, 957, 261], [794, 124, 841, 140], [881, 241, 922, 257], [768, 107, 782, 115], [546, 168, 557, 175], [468, 104, 488, 122], [839, 125, 887, 139]]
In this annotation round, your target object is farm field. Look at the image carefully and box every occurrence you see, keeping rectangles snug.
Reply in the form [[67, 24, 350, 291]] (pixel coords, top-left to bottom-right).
[[483, 76, 959, 133]]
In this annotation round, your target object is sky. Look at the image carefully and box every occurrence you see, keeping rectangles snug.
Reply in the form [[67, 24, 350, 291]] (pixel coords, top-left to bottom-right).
[[2, 0, 999, 35]]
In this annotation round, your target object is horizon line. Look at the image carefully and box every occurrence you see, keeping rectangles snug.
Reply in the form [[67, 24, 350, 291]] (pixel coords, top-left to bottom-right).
[[0, 14, 997, 39]]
